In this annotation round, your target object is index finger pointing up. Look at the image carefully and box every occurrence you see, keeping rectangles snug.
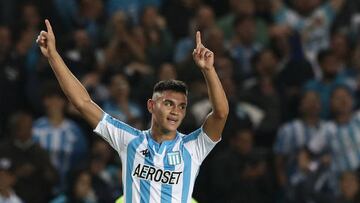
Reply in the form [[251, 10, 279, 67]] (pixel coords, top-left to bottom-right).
[[45, 19, 53, 34], [196, 31, 201, 48]]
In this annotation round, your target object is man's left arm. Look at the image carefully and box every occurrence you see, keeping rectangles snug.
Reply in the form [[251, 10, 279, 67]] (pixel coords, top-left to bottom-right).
[[192, 31, 229, 142]]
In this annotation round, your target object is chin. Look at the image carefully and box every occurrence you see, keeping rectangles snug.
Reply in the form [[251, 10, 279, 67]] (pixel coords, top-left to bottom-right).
[[163, 125, 178, 133]]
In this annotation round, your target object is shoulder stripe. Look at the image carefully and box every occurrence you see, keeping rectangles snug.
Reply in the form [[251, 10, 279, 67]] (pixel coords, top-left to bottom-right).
[[183, 128, 202, 143], [105, 114, 141, 136]]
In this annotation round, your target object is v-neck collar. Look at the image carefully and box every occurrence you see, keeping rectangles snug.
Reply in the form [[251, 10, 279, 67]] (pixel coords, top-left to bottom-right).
[[145, 130, 179, 155]]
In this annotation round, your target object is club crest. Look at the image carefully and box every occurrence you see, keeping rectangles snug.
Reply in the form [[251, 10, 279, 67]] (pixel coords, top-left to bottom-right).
[[167, 151, 181, 165]]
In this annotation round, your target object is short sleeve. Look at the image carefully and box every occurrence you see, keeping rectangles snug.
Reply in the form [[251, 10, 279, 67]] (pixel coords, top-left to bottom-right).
[[94, 113, 141, 152], [183, 127, 220, 165], [273, 124, 292, 155]]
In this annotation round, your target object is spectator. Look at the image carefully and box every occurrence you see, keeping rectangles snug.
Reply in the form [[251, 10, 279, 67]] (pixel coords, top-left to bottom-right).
[[141, 6, 173, 68], [209, 128, 272, 203], [51, 169, 97, 203], [102, 72, 144, 128], [310, 85, 360, 173], [217, 0, 269, 44], [174, 5, 216, 64], [0, 157, 23, 203], [304, 49, 347, 119], [240, 48, 282, 147], [230, 15, 262, 79], [0, 26, 26, 138], [274, 90, 326, 188], [335, 171, 360, 203], [0, 111, 58, 203], [272, 0, 345, 68], [32, 82, 88, 193]]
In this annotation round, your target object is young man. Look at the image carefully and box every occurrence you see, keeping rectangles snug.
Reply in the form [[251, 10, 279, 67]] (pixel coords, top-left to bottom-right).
[[36, 20, 228, 202]]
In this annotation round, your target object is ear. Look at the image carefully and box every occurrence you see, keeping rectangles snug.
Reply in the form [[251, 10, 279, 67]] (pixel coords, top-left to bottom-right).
[[147, 99, 154, 113]]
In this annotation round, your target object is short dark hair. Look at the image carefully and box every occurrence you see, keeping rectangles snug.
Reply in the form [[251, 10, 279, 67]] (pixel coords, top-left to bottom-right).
[[317, 49, 333, 64], [233, 14, 255, 28], [153, 80, 188, 95], [41, 81, 65, 99]]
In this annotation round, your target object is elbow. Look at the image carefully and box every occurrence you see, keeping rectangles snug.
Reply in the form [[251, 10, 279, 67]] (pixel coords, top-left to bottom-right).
[[214, 106, 229, 120], [72, 98, 92, 110]]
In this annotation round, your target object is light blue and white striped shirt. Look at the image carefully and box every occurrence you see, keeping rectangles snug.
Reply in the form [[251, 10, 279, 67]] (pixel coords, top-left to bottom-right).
[[32, 117, 88, 191], [310, 112, 360, 172], [274, 119, 328, 155], [94, 113, 219, 203]]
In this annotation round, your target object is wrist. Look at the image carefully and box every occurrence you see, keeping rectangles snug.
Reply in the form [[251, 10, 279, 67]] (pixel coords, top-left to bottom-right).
[[48, 49, 59, 58], [201, 65, 215, 72]]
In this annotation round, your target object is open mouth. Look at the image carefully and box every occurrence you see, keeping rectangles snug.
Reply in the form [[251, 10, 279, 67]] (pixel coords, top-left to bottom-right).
[[167, 117, 178, 124]]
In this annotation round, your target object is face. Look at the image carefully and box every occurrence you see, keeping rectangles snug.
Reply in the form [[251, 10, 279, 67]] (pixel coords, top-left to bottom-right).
[[340, 172, 359, 199], [109, 74, 130, 99], [331, 33, 349, 60], [0, 170, 15, 190], [74, 29, 90, 49], [148, 91, 187, 133], [331, 87, 353, 116], [44, 95, 66, 115], [321, 55, 340, 78], [158, 63, 177, 81], [232, 129, 253, 155], [300, 91, 321, 117], [142, 6, 158, 28], [257, 50, 278, 76], [235, 18, 256, 44], [196, 6, 215, 30], [0, 27, 11, 54], [14, 114, 33, 141], [23, 4, 40, 27], [231, 0, 255, 15]]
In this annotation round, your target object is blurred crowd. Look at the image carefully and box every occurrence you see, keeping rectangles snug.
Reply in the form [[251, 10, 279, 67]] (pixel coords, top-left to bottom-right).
[[2, 0, 360, 202]]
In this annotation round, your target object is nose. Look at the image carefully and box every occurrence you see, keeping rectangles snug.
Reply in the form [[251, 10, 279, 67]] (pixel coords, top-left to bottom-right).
[[170, 109, 179, 115]]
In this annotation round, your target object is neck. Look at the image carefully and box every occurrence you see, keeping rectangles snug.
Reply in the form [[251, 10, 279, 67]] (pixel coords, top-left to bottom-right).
[[150, 122, 176, 143], [0, 188, 11, 198], [335, 113, 351, 124], [302, 115, 319, 126], [48, 113, 64, 127]]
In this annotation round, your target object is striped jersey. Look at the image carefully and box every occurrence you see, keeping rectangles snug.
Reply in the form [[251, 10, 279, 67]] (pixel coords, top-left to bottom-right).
[[310, 112, 360, 172], [32, 117, 88, 191], [94, 113, 219, 203], [274, 119, 328, 155]]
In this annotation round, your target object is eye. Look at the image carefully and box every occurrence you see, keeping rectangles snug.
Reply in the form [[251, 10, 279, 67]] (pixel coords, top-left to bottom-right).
[[179, 105, 186, 110], [163, 100, 172, 107]]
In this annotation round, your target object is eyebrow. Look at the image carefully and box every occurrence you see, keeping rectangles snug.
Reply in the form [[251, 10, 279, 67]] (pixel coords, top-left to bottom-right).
[[162, 99, 187, 106]]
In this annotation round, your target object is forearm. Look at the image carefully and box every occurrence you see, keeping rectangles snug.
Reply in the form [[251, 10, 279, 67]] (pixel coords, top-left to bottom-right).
[[202, 67, 229, 118], [37, 19, 102, 127], [48, 51, 92, 108]]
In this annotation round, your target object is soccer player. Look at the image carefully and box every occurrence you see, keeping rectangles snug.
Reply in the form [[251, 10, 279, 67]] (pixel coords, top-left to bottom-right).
[[36, 19, 228, 202]]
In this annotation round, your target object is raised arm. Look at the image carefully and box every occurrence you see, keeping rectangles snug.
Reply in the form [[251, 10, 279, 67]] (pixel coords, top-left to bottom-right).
[[36, 19, 103, 128], [192, 31, 229, 141]]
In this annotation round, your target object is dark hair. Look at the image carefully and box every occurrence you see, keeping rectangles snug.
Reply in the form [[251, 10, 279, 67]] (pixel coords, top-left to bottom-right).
[[331, 83, 354, 98], [7, 111, 32, 136], [317, 49, 333, 64], [41, 81, 66, 99], [233, 14, 255, 28], [153, 80, 188, 95]]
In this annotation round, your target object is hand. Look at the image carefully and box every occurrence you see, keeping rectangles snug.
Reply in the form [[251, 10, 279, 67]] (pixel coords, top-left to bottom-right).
[[192, 31, 214, 71], [36, 19, 56, 58]]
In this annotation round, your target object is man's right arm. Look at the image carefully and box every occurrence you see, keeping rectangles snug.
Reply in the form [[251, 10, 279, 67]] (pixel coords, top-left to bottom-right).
[[37, 20, 103, 128]]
